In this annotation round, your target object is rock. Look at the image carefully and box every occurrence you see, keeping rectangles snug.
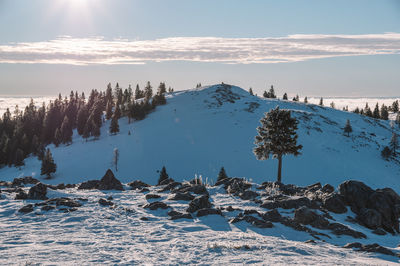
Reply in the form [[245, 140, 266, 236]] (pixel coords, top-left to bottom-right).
[[107, 196, 113, 200], [357, 208, 382, 229], [169, 192, 195, 201], [322, 193, 347, 214], [344, 242, 398, 257], [306, 182, 322, 192], [15, 190, 28, 200], [231, 215, 273, 228], [239, 190, 259, 200], [145, 194, 161, 200], [27, 183, 48, 200], [226, 178, 252, 195], [167, 210, 181, 217], [98, 198, 114, 206], [328, 223, 366, 238], [127, 180, 150, 190], [174, 184, 208, 195], [305, 239, 316, 244], [56, 183, 66, 190], [65, 184, 76, 189], [18, 204, 33, 213], [225, 206, 240, 212], [12, 176, 40, 187], [158, 178, 175, 186], [169, 212, 193, 220], [321, 184, 334, 194], [338, 180, 374, 213], [78, 180, 100, 190], [196, 208, 222, 217], [139, 188, 150, 193], [262, 209, 282, 222], [55, 198, 82, 208], [243, 209, 262, 216], [158, 181, 181, 192], [372, 228, 387, 235], [294, 206, 319, 225], [187, 195, 212, 213], [144, 201, 169, 210], [98, 169, 124, 191], [367, 191, 399, 233], [140, 217, 149, 221], [261, 197, 318, 210], [41, 205, 55, 211]]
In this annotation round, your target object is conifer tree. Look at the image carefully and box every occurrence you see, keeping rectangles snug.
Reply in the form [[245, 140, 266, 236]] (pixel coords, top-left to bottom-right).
[[381, 146, 392, 160], [76, 105, 88, 135], [380, 104, 389, 120], [92, 122, 101, 139], [392, 100, 399, 113], [158, 166, 169, 185], [114, 103, 121, 120], [217, 167, 228, 182], [144, 81, 153, 100], [249, 88, 254, 96], [14, 148, 24, 167], [269, 85, 276, 98], [60, 116, 73, 144], [135, 84, 143, 99], [41, 148, 57, 178], [373, 103, 380, 119], [353, 107, 360, 114], [54, 128, 62, 147], [330, 102, 335, 109], [110, 114, 120, 135], [304, 97, 308, 103], [344, 119, 353, 137], [283, 93, 288, 100], [105, 101, 113, 120], [319, 98, 323, 106], [396, 113, 400, 128], [254, 107, 302, 182]]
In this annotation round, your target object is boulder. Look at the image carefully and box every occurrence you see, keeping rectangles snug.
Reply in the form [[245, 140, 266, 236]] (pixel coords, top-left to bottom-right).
[[357, 208, 382, 229], [174, 184, 208, 195], [128, 180, 150, 190], [187, 195, 212, 213], [231, 215, 273, 228], [344, 242, 399, 257], [145, 194, 161, 200], [196, 208, 222, 217], [169, 192, 195, 201], [294, 206, 319, 225], [262, 209, 282, 222], [15, 190, 28, 200], [144, 201, 169, 210], [226, 178, 252, 195], [18, 204, 33, 213], [27, 183, 48, 200], [78, 180, 100, 190], [98, 198, 114, 206], [322, 193, 347, 214], [239, 190, 259, 200], [260, 197, 318, 210], [338, 180, 374, 213], [328, 223, 366, 238], [41, 205, 56, 211], [168, 210, 193, 220], [98, 169, 124, 191], [158, 181, 181, 192], [321, 184, 334, 194]]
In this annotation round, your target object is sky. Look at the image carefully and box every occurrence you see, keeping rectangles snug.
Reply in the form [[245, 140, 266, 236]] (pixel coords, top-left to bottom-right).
[[0, 0, 399, 97]]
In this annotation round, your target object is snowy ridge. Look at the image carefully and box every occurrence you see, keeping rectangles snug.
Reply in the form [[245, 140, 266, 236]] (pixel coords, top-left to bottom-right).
[[0, 84, 399, 192]]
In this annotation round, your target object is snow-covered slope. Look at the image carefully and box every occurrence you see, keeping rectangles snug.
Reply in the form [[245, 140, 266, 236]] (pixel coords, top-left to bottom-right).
[[1, 84, 399, 191]]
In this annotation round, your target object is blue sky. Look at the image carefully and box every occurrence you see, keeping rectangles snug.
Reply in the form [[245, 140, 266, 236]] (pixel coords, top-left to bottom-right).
[[0, 0, 399, 96]]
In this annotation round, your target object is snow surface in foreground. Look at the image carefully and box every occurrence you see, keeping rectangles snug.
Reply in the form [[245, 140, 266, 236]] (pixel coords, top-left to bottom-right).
[[1, 184, 399, 265]]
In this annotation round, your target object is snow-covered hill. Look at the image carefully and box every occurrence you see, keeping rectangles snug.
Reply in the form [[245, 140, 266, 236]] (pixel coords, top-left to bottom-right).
[[1, 84, 399, 191]]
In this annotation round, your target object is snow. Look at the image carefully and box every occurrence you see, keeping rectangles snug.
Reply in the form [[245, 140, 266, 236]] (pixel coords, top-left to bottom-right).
[[1, 184, 399, 265], [1, 84, 399, 193]]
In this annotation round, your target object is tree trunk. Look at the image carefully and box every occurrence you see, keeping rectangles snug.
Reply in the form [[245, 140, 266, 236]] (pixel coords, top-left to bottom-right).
[[277, 154, 282, 183]]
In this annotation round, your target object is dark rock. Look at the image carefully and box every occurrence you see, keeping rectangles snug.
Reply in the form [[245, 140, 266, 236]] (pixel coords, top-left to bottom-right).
[[65, 184, 76, 189], [145, 194, 161, 200], [169, 192, 195, 201], [243, 209, 262, 216], [98, 198, 114, 206], [239, 190, 259, 200], [344, 242, 398, 257], [305, 239, 316, 244], [107, 196, 113, 200], [55, 198, 82, 208], [158, 181, 181, 192], [357, 208, 382, 229], [15, 190, 28, 200], [306, 182, 322, 192], [56, 183, 66, 190], [328, 223, 366, 238], [187, 195, 212, 213], [27, 183, 48, 200], [372, 228, 387, 235], [139, 188, 150, 193], [144, 201, 169, 210], [158, 178, 175, 186], [226, 178, 252, 195], [12, 176, 40, 187], [41, 205, 55, 211], [196, 208, 222, 217], [225, 206, 240, 212], [262, 209, 282, 222], [168, 210, 181, 217], [261, 197, 318, 210], [294, 206, 319, 225], [322, 193, 347, 214], [98, 169, 124, 191], [231, 215, 273, 228], [174, 184, 208, 195], [140, 217, 149, 221], [18, 204, 33, 213], [78, 180, 100, 190], [127, 180, 150, 190], [170, 213, 193, 220], [338, 180, 374, 213], [321, 184, 335, 194], [367, 191, 399, 233]]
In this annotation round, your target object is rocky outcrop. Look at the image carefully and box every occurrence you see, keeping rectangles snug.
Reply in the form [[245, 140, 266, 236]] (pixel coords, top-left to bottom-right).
[[168, 210, 193, 220], [169, 192, 195, 201], [144, 201, 169, 210], [145, 194, 161, 200], [78, 180, 100, 190], [99, 198, 114, 206], [128, 180, 150, 190], [196, 208, 222, 217], [344, 242, 399, 257], [27, 183, 48, 200], [18, 204, 34, 213], [187, 195, 212, 213], [98, 169, 124, 191]]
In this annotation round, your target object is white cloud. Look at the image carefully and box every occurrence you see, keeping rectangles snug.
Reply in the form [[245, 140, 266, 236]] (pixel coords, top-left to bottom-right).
[[1, 33, 400, 65]]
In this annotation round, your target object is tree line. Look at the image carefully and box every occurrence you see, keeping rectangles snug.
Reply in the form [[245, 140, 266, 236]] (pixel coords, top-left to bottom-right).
[[0, 81, 169, 170]]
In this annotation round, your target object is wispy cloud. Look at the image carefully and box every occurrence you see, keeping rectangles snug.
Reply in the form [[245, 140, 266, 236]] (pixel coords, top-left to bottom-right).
[[1, 33, 400, 65]]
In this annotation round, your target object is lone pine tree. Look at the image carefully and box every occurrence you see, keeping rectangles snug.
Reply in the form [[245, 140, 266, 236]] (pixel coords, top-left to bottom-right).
[[390, 132, 398, 155], [158, 166, 169, 185], [344, 119, 353, 137], [217, 167, 228, 182], [254, 107, 302, 183], [41, 148, 57, 178], [110, 114, 120, 135]]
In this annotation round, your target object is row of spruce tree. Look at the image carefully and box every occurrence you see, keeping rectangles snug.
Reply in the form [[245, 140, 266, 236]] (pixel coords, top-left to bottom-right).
[[0, 81, 170, 170]]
